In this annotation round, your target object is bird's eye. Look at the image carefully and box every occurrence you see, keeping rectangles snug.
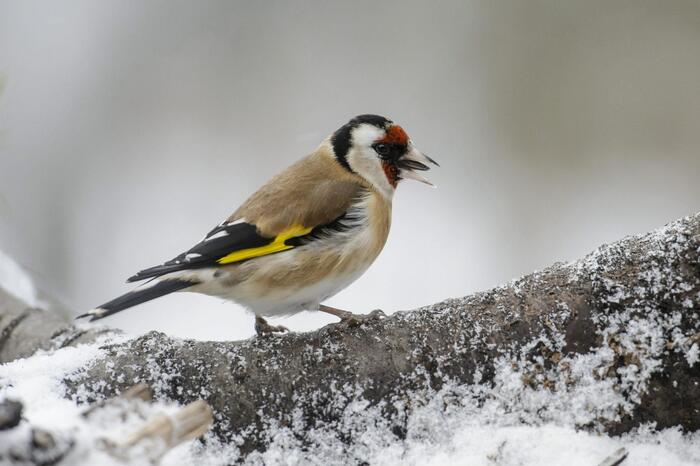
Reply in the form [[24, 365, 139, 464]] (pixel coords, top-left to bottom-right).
[[373, 144, 390, 156]]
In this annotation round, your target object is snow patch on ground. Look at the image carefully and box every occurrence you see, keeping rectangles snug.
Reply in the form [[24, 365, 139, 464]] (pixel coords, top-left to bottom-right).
[[393, 424, 699, 466], [168, 390, 700, 466], [0, 333, 187, 466]]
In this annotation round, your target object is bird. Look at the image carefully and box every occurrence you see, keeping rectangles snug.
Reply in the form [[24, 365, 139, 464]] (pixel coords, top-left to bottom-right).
[[78, 114, 438, 335]]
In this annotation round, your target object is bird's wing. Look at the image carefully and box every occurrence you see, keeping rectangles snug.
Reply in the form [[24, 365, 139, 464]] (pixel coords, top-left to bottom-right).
[[128, 150, 368, 283], [126, 220, 316, 282]]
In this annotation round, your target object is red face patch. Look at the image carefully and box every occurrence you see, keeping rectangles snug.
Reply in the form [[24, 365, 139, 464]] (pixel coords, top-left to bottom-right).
[[377, 125, 409, 188], [382, 161, 399, 188], [377, 125, 409, 146]]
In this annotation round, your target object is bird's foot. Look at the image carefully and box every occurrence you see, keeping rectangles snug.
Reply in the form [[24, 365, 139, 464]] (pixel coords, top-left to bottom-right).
[[319, 305, 386, 328], [254, 316, 289, 337], [339, 309, 386, 327]]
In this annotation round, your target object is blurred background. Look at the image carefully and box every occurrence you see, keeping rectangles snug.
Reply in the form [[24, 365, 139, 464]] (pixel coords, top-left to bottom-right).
[[1, 0, 699, 340]]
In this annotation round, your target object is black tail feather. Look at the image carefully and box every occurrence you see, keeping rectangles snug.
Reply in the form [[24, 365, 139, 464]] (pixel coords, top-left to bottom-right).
[[77, 279, 195, 321], [127, 263, 191, 283]]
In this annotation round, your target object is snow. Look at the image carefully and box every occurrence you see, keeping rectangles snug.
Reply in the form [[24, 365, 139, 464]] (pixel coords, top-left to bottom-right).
[[2, 217, 700, 465], [392, 424, 698, 466], [0, 332, 203, 466], [0, 249, 43, 309], [687, 343, 699, 366], [3, 330, 698, 465], [0, 334, 138, 466]]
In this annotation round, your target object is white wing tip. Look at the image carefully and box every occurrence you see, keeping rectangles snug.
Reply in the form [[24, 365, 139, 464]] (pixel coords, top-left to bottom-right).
[[75, 307, 107, 321]]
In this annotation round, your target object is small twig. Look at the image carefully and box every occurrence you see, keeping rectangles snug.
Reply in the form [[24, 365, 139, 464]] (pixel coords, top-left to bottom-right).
[[82, 382, 153, 418], [107, 400, 213, 461], [0, 309, 31, 355], [597, 447, 628, 466]]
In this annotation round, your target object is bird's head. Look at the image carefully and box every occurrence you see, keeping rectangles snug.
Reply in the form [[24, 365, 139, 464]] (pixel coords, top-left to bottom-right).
[[330, 114, 438, 198]]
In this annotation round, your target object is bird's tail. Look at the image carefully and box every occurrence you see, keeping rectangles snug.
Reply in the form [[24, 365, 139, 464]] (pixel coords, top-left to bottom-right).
[[76, 278, 195, 322]]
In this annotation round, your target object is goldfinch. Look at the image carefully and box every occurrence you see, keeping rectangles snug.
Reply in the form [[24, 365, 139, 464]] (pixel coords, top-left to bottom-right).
[[79, 114, 438, 335]]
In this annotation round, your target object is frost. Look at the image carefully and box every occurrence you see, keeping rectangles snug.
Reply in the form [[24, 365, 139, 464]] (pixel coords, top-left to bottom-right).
[[687, 343, 699, 366], [2, 216, 700, 464]]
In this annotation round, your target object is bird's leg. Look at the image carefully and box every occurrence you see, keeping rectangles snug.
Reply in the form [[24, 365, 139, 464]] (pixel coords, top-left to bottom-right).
[[254, 316, 288, 336], [318, 305, 386, 327]]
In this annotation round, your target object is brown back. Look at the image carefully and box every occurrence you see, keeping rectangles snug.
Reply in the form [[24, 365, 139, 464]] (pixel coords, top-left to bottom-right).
[[230, 145, 368, 236]]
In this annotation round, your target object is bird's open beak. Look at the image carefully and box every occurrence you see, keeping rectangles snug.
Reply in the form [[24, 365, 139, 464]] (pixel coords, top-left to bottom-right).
[[396, 148, 439, 187]]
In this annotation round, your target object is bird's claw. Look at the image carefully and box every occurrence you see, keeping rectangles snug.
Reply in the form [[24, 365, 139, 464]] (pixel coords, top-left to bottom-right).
[[339, 309, 386, 327], [255, 316, 289, 337]]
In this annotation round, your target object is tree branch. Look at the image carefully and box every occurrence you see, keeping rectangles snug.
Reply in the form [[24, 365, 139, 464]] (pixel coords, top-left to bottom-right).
[[1, 214, 699, 457]]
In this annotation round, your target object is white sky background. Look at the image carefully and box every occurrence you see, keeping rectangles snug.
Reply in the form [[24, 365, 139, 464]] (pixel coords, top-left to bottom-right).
[[1, 0, 699, 341]]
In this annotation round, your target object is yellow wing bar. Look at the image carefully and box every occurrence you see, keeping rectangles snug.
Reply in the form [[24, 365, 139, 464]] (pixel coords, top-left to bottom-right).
[[216, 225, 313, 265]]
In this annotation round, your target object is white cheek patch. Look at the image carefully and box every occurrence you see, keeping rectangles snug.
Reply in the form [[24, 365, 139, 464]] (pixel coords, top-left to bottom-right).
[[347, 124, 395, 199], [347, 148, 394, 199]]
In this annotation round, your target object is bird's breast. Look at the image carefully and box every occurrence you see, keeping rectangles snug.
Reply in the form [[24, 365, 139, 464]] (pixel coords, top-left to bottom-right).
[[258, 191, 390, 288]]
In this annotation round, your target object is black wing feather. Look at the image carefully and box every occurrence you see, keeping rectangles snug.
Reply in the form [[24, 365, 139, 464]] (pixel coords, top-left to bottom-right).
[[127, 221, 273, 282], [127, 212, 362, 283]]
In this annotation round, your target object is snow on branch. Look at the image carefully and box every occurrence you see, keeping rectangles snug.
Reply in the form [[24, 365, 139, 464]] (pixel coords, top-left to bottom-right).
[[1, 213, 699, 463]]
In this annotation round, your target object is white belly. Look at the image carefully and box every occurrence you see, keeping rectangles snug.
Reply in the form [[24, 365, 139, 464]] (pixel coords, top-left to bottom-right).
[[231, 264, 369, 317], [228, 226, 380, 316]]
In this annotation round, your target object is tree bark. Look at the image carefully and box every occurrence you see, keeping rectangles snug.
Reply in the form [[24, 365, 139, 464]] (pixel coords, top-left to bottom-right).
[[1, 214, 699, 456], [0, 291, 109, 364]]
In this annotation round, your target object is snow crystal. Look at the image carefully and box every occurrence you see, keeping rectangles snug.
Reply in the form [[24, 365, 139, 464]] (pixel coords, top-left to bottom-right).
[[687, 343, 699, 366]]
